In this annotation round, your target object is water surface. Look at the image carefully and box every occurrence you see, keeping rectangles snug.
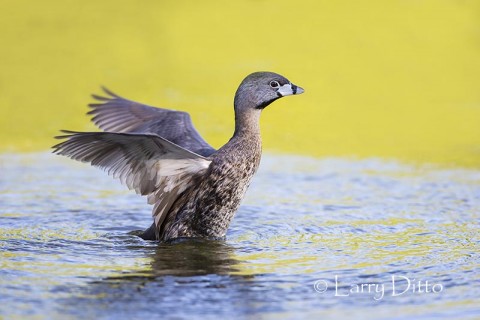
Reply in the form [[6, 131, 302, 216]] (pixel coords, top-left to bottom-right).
[[0, 153, 479, 319]]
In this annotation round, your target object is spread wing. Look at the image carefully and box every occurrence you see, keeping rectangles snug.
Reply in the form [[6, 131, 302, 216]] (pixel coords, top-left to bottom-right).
[[52, 131, 211, 236], [87, 87, 216, 157]]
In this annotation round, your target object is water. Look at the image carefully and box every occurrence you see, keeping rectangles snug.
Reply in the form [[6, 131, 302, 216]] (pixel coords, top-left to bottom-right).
[[1, 153, 479, 319]]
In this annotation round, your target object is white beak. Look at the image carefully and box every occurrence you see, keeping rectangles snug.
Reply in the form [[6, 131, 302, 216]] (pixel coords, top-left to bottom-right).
[[277, 83, 305, 97]]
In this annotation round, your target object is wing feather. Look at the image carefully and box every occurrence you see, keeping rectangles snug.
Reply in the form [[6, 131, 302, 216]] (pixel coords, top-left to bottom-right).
[[53, 131, 211, 235], [87, 88, 216, 156]]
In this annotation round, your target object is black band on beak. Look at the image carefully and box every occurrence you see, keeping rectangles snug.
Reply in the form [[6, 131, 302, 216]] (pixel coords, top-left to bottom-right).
[[292, 84, 298, 94]]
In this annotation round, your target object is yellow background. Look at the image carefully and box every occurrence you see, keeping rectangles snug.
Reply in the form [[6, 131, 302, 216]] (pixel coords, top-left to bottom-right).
[[1, 0, 479, 167]]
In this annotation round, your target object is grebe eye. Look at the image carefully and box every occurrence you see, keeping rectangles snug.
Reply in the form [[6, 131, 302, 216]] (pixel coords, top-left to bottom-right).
[[269, 81, 280, 88]]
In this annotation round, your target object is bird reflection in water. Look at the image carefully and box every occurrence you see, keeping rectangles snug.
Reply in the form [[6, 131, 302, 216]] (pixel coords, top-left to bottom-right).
[[145, 238, 242, 277], [57, 239, 260, 317]]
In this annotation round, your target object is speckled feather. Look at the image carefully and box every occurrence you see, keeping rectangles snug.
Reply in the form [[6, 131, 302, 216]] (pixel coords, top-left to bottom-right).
[[53, 71, 303, 241]]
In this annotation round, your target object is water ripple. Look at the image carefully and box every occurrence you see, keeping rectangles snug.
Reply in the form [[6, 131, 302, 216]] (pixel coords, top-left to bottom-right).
[[0, 153, 479, 319]]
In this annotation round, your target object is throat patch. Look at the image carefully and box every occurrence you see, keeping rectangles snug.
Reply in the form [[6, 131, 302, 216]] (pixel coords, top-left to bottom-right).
[[256, 97, 279, 109]]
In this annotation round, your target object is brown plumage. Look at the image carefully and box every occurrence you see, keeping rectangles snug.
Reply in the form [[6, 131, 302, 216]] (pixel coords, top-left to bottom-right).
[[53, 72, 304, 241]]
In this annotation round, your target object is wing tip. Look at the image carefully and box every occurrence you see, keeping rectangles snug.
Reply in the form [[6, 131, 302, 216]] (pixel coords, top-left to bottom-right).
[[101, 86, 121, 98], [89, 86, 122, 105], [53, 129, 82, 143]]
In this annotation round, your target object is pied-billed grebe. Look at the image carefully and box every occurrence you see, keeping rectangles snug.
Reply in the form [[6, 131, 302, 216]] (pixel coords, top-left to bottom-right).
[[53, 72, 304, 241]]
